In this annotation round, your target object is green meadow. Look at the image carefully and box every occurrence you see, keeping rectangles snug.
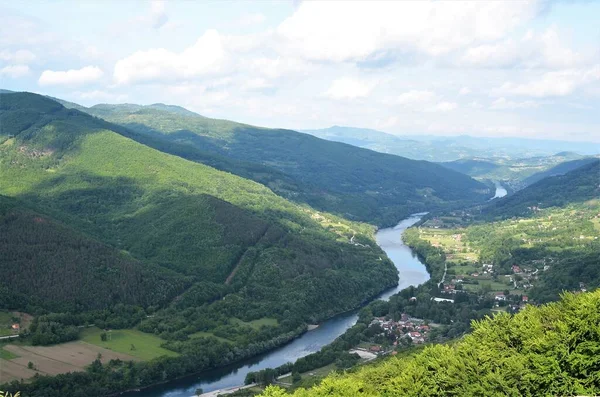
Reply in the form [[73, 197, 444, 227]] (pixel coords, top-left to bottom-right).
[[80, 327, 178, 360]]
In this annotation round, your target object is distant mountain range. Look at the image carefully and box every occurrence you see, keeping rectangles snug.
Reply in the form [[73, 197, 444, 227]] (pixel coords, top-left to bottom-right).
[[302, 126, 600, 161], [55, 98, 490, 227]]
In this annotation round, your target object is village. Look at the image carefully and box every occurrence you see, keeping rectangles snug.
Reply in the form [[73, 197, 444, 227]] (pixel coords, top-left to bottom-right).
[[366, 313, 432, 352]]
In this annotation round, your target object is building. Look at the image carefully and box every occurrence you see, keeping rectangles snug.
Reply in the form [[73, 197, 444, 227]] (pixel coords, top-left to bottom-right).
[[11, 323, 20, 331], [495, 293, 507, 301]]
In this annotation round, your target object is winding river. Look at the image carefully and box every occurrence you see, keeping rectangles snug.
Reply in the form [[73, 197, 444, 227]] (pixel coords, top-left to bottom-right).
[[130, 213, 431, 397]]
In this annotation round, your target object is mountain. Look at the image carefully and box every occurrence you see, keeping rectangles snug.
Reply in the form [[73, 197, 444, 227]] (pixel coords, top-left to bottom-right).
[[484, 159, 600, 218], [0, 195, 187, 312], [438, 152, 593, 190], [522, 157, 599, 187], [0, 92, 398, 340], [261, 290, 600, 397], [303, 126, 600, 161], [439, 159, 500, 177], [60, 102, 491, 227]]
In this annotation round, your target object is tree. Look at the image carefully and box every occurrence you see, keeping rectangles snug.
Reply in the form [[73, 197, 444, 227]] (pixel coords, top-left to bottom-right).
[[27, 361, 34, 370], [292, 372, 301, 382], [195, 388, 203, 396], [100, 332, 107, 342]]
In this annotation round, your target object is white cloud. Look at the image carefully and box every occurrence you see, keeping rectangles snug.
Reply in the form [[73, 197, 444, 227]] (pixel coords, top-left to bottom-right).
[[249, 57, 315, 80], [460, 27, 588, 69], [490, 97, 539, 109], [75, 90, 128, 103], [375, 116, 399, 129], [495, 66, 600, 97], [0, 49, 36, 64], [242, 77, 273, 91], [459, 87, 471, 95], [38, 66, 104, 86], [236, 13, 266, 27], [390, 90, 436, 105], [113, 30, 228, 84], [143, 0, 168, 29], [0, 64, 30, 78], [276, 1, 540, 62], [431, 101, 458, 112], [323, 77, 375, 100]]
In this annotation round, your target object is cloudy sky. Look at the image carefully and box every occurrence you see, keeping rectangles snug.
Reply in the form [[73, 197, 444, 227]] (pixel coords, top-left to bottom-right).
[[1, 0, 599, 142]]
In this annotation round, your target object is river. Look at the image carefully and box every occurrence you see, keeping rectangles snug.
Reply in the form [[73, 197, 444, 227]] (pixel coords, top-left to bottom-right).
[[489, 181, 507, 200], [128, 213, 430, 397]]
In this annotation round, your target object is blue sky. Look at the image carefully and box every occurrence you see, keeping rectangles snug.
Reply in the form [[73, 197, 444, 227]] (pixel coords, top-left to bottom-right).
[[1, 0, 599, 142]]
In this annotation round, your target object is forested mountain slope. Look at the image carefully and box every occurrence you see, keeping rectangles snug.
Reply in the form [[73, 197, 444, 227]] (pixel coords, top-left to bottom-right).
[[522, 157, 599, 187], [0, 195, 187, 312], [262, 290, 600, 397], [0, 91, 396, 328], [65, 101, 490, 226], [484, 159, 599, 219]]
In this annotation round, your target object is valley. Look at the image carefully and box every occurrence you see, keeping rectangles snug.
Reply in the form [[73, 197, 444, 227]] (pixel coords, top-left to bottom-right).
[[0, 95, 597, 397]]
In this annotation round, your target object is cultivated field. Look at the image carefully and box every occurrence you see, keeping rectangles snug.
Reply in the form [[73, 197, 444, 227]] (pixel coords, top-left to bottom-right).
[[0, 341, 138, 383]]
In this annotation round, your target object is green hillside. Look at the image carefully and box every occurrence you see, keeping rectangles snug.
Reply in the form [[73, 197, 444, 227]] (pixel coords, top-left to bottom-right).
[[261, 289, 600, 397], [0, 195, 187, 313], [484, 159, 600, 219], [522, 157, 599, 186], [0, 92, 397, 335], [69, 102, 490, 226]]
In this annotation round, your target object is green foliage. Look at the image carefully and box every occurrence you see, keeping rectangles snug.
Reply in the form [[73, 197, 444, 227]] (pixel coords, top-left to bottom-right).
[[260, 290, 600, 396], [75, 101, 490, 227], [0, 195, 187, 312], [484, 159, 600, 219], [0, 92, 404, 392]]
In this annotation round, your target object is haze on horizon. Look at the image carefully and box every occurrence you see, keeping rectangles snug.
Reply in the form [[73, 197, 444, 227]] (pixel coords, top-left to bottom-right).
[[1, 0, 600, 142]]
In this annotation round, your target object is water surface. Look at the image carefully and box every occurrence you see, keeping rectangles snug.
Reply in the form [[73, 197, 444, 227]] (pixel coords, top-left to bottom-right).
[[131, 214, 430, 397]]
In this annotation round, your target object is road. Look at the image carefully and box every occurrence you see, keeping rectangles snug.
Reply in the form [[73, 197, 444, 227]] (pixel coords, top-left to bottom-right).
[[0, 335, 19, 341], [198, 373, 292, 397]]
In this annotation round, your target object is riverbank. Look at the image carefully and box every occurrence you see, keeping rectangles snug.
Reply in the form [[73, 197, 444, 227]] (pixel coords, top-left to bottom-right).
[[131, 214, 430, 397]]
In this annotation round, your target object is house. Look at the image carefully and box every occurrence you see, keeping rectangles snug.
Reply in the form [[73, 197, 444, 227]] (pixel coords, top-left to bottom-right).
[[512, 265, 522, 273], [11, 323, 20, 331], [369, 345, 382, 353], [495, 293, 507, 301], [522, 296, 528, 303], [409, 296, 417, 302]]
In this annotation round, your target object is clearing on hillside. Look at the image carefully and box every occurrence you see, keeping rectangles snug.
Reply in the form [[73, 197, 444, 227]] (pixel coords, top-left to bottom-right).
[[80, 327, 178, 360]]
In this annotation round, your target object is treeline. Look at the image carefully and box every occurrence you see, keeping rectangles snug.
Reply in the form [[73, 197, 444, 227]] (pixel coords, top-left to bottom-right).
[[261, 290, 600, 396], [0, 326, 306, 397], [401, 228, 446, 281]]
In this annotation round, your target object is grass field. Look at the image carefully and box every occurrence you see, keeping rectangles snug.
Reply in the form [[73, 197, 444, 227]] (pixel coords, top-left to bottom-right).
[[0, 311, 16, 337], [80, 327, 178, 360], [231, 317, 279, 330], [0, 347, 18, 360]]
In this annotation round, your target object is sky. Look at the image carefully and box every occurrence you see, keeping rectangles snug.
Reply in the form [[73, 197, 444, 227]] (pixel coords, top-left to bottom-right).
[[1, 0, 600, 142]]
